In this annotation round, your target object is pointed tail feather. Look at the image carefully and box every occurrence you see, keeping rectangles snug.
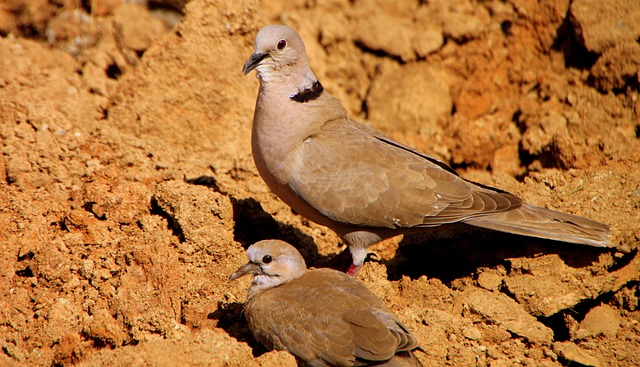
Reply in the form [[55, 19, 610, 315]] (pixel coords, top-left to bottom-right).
[[465, 204, 611, 247]]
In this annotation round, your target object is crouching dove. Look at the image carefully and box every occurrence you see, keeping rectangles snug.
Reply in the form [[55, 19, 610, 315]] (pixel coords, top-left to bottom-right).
[[242, 25, 611, 276], [230, 239, 424, 367]]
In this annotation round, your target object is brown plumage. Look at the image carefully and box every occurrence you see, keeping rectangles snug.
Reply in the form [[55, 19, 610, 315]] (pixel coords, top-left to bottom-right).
[[230, 240, 424, 367], [242, 25, 611, 275]]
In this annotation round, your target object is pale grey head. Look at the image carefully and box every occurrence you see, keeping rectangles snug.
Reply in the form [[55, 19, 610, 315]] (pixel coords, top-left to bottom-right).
[[229, 239, 308, 295], [242, 25, 316, 87]]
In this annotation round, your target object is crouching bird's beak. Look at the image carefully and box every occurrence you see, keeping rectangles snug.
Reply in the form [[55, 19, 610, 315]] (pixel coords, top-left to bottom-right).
[[229, 261, 261, 280]]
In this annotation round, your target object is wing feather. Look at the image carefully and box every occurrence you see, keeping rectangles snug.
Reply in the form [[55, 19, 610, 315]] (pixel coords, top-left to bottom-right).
[[289, 119, 521, 229]]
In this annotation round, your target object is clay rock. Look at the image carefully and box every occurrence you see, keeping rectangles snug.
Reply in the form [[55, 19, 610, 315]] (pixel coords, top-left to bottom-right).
[[570, 0, 640, 53], [503, 253, 640, 318], [152, 180, 234, 251], [460, 289, 553, 346], [449, 114, 520, 170], [83, 308, 128, 348], [91, 0, 122, 16], [83, 176, 153, 224], [113, 4, 168, 52], [590, 42, 640, 92], [354, 14, 443, 61], [351, 1, 443, 61], [553, 341, 602, 367], [0, 7, 18, 35], [76, 329, 260, 367], [46, 9, 96, 55], [367, 63, 451, 136], [107, 0, 258, 156], [254, 350, 297, 367], [574, 304, 621, 340], [521, 110, 568, 156], [430, 0, 491, 42], [476, 269, 504, 291]]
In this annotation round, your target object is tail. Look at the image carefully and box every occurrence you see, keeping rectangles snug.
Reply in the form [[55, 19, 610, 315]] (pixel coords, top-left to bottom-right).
[[465, 203, 611, 247]]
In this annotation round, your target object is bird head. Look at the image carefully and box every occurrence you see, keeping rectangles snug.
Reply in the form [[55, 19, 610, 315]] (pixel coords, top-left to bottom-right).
[[242, 25, 313, 84], [229, 240, 308, 294]]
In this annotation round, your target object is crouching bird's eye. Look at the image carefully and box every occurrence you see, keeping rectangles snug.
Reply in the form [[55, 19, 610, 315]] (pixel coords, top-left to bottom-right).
[[262, 255, 273, 264], [277, 39, 287, 50]]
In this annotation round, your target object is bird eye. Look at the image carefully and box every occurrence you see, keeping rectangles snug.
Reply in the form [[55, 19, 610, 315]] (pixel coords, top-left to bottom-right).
[[276, 39, 287, 50], [262, 255, 273, 264]]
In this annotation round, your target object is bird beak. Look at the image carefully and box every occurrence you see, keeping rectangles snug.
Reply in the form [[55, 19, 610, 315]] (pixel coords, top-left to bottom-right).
[[242, 51, 269, 75], [229, 261, 261, 280]]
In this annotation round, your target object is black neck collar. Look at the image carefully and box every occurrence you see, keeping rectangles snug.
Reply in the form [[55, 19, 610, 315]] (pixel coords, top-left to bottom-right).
[[290, 81, 324, 103]]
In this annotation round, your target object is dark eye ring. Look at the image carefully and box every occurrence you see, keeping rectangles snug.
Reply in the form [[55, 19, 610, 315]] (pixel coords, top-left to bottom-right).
[[277, 39, 287, 50], [262, 255, 273, 264]]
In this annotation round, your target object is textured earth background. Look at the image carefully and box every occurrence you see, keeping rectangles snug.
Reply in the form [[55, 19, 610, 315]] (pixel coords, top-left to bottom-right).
[[1, 0, 639, 366]]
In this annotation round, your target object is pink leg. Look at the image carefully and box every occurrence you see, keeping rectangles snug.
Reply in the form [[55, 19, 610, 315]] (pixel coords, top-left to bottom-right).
[[346, 263, 361, 277]]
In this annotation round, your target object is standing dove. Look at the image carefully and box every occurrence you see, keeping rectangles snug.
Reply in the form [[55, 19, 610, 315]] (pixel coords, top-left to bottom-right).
[[230, 239, 424, 367], [242, 25, 611, 275]]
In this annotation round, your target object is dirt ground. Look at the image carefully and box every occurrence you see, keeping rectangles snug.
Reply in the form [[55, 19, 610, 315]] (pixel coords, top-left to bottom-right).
[[1, 0, 639, 366]]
